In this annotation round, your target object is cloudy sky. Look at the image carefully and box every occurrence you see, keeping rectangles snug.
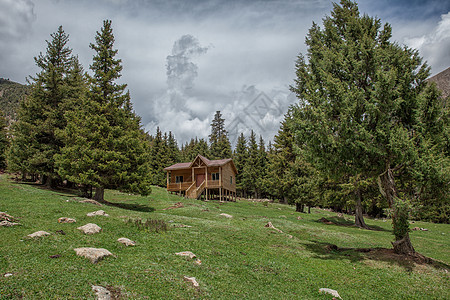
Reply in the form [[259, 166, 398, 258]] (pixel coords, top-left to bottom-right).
[[1, 0, 449, 146]]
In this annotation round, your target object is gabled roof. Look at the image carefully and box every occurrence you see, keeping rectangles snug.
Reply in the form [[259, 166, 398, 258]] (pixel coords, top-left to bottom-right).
[[164, 154, 238, 173]]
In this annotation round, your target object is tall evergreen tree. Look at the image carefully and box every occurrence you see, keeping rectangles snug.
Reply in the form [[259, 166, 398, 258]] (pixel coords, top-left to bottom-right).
[[256, 135, 268, 197], [242, 130, 259, 198], [233, 133, 247, 196], [290, 0, 448, 254], [149, 127, 167, 186], [55, 20, 151, 201], [209, 111, 232, 159], [8, 26, 76, 185]]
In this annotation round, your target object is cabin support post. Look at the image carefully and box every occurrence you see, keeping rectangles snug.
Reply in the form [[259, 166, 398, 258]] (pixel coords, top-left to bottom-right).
[[166, 172, 169, 188], [220, 188, 222, 202]]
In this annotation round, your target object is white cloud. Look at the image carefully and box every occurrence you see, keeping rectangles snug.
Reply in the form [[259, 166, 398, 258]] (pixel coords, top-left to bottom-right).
[[403, 12, 450, 75]]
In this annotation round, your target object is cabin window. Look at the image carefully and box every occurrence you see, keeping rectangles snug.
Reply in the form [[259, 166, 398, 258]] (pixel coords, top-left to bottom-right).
[[175, 176, 183, 183], [212, 173, 220, 181], [230, 176, 233, 184]]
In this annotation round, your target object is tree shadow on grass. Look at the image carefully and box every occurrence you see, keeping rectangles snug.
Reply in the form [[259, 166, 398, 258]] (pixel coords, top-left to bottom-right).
[[303, 240, 450, 272], [96, 199, 155, 213], [316, 216, 391, 232], [13, 181, 155, 213]]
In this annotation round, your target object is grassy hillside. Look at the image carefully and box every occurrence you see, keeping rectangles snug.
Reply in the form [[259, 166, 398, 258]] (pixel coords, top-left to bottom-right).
[[0, 174, 448, 299], [0, 78, 29, 119]]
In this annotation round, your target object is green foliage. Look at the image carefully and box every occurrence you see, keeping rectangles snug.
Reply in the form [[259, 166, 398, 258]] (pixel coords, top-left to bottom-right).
[[0, 78, 30, 119], [0, 110, 8, 169], [290, 0, 449, 236], [55, 20, 151, 197], [389, 198, 411, 240], [209, 111, 232, 159], [8, 26, 78, 184]]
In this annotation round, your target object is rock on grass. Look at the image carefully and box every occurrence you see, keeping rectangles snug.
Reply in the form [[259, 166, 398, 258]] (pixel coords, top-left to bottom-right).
[[27, 231, 51, 238], [74, 248, 113, 263], [117, 237, 136, 246], [87, 210, 109, 217], [77, 223, 102, 235], [175, 251, 196, 259], [58, 217, 76, 223]]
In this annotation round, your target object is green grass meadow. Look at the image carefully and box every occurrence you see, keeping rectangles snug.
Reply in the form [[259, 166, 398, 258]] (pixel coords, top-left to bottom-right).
[[0, 174, 449, 299]]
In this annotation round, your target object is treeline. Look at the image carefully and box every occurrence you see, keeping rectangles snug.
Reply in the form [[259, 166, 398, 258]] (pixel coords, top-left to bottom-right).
[[0, 78, 30, 119]]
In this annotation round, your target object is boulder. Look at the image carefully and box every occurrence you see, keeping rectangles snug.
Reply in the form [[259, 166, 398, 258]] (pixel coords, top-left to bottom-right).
[[27, 231, 51, 238], [58, 217, 76, 223], [184, 276, 199, 287], [0, 212, 16, 222], [92, 285, 111, 300], [87, 210, 109, 217], [220, 213, 233, 218], [319, 288, 342, 299], [80, 199, 102, 206], [264, 222, 283, 233], [74, 247, 113, 263], [0, 220, 19, 227], [117, 237, 136, 246], [175, 251, 196, 259], [77, 223, 102, 235]]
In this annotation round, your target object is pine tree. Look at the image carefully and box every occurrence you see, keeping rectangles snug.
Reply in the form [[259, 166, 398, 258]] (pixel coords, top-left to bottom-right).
[[149, 127, 167, 186], [209, 111, 232, 159], [233, 133, 247, 196], [8, 26, 76, 186], [242, 130, 259, 198], [55, 20, 151, 201], [290, 0, 448, 254], [256, 135, 268, 197]]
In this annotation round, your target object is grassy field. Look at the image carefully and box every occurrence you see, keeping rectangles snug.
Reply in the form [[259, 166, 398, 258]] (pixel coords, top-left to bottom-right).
[[0, 174, 449, 299]]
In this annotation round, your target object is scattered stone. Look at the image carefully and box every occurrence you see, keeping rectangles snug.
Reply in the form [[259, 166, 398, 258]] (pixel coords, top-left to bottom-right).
[[319, 288, 342, 299], [92, 285, 111, 300], [296, 216, 302, 220], [184, 276, 199, 288], [87, 210, 109, 217], [264, 222, 283, 233], [58, 217, 76, 223], [49, 254, 61, 259], [175, 251, 196, 259], [318, 217, 334, 225], [80, 199, 102, 206], [27, 231, 51, 238], [280, 215, 287, 218], [337, 213, 343, 218], [4, 273, 13, 277], [173, 224, 192, 228], [56, 230, 66, 235], [77, 223, 102, 235], [194, 259, 202, 265], [0, 220, 19, 227], [117, 237, 136, 246], [0, 212, 16, 222], [412, 227, 429, 231], [220, 213, 233, 218], [74, 247, 113, 263], [163, 202, 184, 210]]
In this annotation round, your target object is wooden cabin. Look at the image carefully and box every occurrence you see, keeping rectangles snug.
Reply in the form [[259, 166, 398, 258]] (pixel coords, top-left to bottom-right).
[[164, 155, 237, 201]]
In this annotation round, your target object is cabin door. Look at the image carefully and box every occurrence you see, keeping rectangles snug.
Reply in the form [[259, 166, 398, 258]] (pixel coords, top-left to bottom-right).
[[196, 174, 205, 187]]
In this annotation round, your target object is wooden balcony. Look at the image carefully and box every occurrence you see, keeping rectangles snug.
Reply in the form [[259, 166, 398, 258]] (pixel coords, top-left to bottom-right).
[[167, 180, 222, 192]]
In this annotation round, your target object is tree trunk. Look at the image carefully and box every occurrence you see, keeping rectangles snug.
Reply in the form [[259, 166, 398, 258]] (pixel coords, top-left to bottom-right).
[[355, 188, 370, 229], [308, 206, 311, 214], [295, 202, 304, 212], [392, 233, 415, 255], [93, 186, 105, 202], [378, 166, 415, 255]]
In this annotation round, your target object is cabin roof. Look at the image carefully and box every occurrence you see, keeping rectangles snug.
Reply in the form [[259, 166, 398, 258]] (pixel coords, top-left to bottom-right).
[[164, 154, 237, 173]]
